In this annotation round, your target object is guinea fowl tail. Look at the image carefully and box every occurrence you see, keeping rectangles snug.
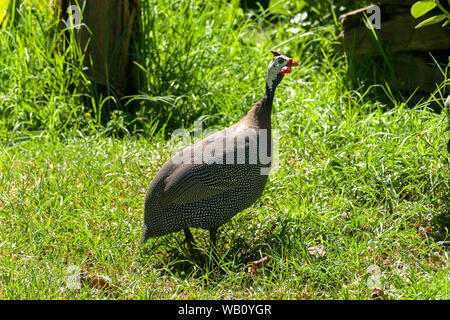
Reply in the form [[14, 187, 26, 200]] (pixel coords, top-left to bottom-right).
[[140, 224, 150, 244]]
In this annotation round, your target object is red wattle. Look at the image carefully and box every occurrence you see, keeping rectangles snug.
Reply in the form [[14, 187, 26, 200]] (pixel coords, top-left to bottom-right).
[[281, 67, 291, 75]]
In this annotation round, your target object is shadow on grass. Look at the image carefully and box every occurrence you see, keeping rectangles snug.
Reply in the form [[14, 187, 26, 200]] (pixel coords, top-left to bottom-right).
[[431, 202, 450, 245], [426, 173, 450, 245], [136, 214, 300, 279], [345, 52, 448, 114]]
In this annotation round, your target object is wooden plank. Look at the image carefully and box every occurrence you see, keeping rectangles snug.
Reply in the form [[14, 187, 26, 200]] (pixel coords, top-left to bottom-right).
[[383, 51, 447, 92], [334, 6, 450, 55]]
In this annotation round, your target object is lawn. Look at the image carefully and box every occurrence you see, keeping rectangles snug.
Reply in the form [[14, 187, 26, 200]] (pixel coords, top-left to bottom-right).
[[0, 0, 449, 299]]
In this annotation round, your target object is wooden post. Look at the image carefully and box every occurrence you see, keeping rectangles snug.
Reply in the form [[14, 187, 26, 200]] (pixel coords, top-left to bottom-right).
[[51, 0, 142, 100]]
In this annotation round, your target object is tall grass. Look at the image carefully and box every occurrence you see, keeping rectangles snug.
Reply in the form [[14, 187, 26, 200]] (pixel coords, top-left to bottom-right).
[[0, 0, 364, 138], [0, 1, 90, 139], [134, 0, 257, 134]]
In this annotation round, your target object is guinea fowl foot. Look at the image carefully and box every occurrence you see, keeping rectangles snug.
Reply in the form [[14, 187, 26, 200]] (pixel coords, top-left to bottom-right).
[[182, 227, 202, 257], [209, 228, 218, 248], [183, 227, 196, 245]]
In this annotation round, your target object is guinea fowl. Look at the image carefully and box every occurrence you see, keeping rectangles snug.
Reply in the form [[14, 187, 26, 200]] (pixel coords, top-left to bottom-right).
[[141, 50, 298, 246]]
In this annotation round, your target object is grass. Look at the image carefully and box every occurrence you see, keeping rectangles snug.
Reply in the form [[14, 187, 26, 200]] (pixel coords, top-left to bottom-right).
[[0, 0, 449, 299]]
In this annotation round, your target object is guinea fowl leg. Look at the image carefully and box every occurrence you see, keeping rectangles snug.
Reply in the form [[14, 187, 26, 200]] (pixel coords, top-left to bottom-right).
[[183, 227, 195, 245], [209, 228, 217, 247]]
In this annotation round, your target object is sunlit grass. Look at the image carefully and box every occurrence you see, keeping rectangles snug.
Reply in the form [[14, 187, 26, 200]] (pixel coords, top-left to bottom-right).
[[0, 0, 449, 299]]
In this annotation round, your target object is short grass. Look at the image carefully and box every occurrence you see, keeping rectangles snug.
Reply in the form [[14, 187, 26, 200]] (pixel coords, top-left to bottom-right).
[[0, 0, 450, 299]]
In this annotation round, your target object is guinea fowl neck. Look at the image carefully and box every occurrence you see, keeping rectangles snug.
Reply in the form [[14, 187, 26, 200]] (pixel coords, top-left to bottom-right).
[[242, 82, 277, 129]]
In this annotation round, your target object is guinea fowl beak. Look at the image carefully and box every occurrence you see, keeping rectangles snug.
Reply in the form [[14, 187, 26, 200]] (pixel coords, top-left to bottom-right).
[[281, 58, 299, 75]]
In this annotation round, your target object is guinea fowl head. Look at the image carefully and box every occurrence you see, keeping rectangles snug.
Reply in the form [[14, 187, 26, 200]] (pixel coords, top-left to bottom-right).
[[266, 50, 298, 92]]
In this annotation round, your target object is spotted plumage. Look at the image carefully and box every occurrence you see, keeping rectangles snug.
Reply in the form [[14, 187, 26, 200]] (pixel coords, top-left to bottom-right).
[[141, 50, 298, 246]]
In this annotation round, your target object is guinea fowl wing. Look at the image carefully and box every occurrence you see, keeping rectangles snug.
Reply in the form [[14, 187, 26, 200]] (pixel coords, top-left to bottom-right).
[[160, 162, 251, 205], [160, 126, 257, 206]]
